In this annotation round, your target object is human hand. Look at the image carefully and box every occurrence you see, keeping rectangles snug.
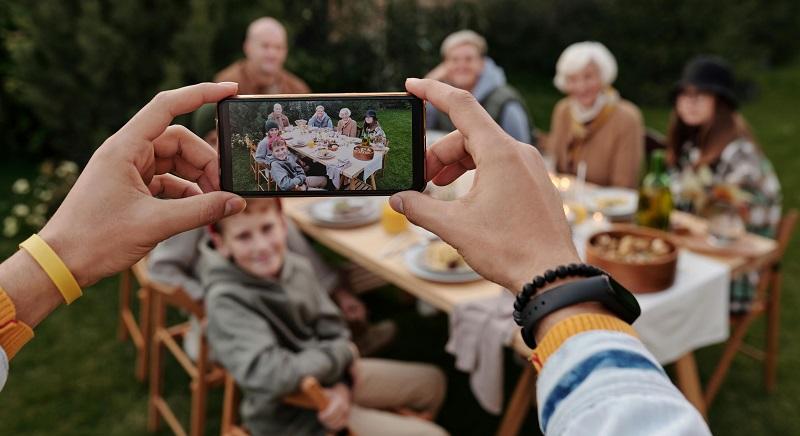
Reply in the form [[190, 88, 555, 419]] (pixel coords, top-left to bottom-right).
[[333, 288, 367, 323], [391, 78, 580, 294], [424, 62, 449, 82], [318, 383, 351, 432], [38, 82, 246, 287]]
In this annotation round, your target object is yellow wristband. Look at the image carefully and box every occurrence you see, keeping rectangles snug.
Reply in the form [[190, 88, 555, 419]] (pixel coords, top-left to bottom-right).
[[529, 313, 637, 371], [19, 234, 82, 305]]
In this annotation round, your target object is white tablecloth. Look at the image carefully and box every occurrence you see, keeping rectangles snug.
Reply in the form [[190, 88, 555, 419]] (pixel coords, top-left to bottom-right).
[[442, 168, 732, 365], [419, 158, 732, 366], [633, 252, 731, 363], [572, 226, 731, 364]]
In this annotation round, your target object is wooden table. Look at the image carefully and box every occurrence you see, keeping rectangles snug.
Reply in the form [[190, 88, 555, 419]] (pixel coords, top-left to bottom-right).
[[282, 127, 386, 189], [283, 197, 778, 433]]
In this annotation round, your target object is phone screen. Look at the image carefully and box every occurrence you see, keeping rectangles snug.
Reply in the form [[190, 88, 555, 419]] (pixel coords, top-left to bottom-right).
[[218, 93, 426, 196]]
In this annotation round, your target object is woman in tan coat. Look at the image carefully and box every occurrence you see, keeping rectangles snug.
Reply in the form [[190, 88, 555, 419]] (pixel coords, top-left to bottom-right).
[[545, 42, 644, 188], [335, 107, 358, 137]]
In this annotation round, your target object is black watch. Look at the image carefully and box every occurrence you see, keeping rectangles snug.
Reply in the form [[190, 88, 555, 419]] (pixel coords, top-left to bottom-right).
[[518, 275, 641, 348]]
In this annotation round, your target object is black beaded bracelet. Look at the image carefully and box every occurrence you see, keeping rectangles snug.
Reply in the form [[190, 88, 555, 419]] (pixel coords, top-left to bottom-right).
[[512, 263, 606, 326]]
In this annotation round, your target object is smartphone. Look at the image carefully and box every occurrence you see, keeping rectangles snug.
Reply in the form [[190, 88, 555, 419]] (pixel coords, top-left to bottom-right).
[[217, 93, 426, 196]]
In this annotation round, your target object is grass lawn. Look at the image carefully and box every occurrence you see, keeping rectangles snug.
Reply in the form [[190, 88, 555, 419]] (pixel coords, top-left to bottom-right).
[[1, 63, 799, 435], [231, 109, 412, 192]]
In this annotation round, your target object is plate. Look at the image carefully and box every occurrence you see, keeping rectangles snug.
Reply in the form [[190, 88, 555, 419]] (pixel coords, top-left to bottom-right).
[[404, 243, 481, 283], [587, 188, 638, 217], [308, 198, 380, 228], [317, 150, 336, 159]]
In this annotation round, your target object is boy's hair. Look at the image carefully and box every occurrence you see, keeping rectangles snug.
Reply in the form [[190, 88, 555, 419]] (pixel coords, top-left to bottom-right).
[[209, 198, 283, 235], [272, 138, 287, 149]]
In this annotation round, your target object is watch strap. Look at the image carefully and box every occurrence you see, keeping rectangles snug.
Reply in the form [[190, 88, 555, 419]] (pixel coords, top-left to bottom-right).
[[520, 275, 641, 348]]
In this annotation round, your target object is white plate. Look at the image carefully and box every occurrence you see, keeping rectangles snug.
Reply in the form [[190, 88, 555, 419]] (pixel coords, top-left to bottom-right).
[[587, 188, 639, 217], [308, 199, 380, 228], [404, 243, 481, 283]]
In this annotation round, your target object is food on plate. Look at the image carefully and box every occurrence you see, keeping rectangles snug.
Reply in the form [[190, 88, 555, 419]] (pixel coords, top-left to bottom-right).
[[317, 149, 335, 159], [424, 241, 468, 272], [332, 199, 367, 218], [591, 233, 673, 263], [594, 196, 629, 211]]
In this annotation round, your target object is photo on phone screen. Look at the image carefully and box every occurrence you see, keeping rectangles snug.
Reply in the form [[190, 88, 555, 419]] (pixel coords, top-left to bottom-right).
[[218, 93, 426, 196]]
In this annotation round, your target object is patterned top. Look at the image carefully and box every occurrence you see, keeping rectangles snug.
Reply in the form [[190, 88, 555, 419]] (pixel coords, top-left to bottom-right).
[[673, 138, 782, 237], [363, 124, 386, 145]]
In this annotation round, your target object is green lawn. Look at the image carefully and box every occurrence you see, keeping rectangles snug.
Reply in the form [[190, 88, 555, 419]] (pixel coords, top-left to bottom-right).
[[1, 63, 799, 435], [231, 109, 412, 192]]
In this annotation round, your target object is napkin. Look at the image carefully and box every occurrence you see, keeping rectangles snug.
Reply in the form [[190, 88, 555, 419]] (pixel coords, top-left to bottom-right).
[[326, 159, 352, 189], [446, 291, 516, 414]]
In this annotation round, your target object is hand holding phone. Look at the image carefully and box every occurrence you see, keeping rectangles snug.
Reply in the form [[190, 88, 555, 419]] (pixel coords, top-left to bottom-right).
[[217, 93, 426, 196]]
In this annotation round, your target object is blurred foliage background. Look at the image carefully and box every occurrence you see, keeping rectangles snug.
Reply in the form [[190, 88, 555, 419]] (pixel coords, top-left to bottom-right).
[[2, 0, 798, 162]]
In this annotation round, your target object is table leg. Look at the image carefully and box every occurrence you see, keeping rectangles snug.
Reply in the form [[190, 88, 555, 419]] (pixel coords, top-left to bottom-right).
[[496, 365, 536, 436], [674, 352, 708, 419]]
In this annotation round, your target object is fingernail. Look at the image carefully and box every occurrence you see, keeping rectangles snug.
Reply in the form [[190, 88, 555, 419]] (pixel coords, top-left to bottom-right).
[[389, 195, 404, 214], [219, 81, 238, 88], [224, 197, 246, 216], [406, 78, 420, 84]]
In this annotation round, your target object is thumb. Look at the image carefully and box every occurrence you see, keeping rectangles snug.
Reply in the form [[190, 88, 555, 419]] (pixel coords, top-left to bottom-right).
[[152, 192, 246, 240], [390, 191, 454, 239]]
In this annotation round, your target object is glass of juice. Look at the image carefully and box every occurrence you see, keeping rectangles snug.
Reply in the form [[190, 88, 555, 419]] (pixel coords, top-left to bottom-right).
[[381, 201, 408, 234]]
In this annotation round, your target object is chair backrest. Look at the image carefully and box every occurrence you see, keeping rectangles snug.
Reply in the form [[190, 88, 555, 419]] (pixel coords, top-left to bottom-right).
[[774, 209, 798, 260], [645, 128, 667, 153], [245, 136, 257, 154]]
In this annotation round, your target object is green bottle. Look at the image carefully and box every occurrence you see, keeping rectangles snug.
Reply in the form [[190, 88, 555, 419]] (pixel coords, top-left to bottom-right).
[[636, 150, 673, 230]]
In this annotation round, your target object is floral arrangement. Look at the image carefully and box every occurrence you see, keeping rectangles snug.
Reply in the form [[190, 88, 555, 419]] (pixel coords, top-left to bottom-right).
[[2, 161, 80, 238]]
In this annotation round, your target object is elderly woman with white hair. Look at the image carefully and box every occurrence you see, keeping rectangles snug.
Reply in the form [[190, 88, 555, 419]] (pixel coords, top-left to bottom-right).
[[545, 42, 644, 188], [267, 103, 290, 130], [425, 30, 533, 144], [335, 107, 358, 137]]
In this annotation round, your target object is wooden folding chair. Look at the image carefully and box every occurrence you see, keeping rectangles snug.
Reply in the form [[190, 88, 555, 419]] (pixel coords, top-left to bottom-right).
[[245, 136, 268, 191], [221, 373, 356, 436], [118, 257, 154, 382], [148, 282, 226, 436], [703, 209, 798, 408]]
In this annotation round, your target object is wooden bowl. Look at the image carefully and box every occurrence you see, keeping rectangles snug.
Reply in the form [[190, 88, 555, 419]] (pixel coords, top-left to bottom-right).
[[586, 225, 678, 293], [353, 145, 375, 161]]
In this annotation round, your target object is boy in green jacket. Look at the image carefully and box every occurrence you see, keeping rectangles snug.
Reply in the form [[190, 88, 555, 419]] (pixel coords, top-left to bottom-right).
[[201, 199, 448, 436]]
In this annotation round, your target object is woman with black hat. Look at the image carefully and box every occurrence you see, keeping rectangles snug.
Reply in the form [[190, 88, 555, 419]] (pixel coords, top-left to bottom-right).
[[667, 56, 782, 313], [362, 109, 387, 145]]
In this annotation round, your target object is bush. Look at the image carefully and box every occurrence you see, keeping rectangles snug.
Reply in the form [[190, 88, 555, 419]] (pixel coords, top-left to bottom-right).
[[2, 0, 798, 163]]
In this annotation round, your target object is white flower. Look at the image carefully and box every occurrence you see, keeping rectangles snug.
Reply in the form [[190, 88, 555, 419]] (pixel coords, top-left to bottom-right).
[[55, 161, 80, 178], [25, 215, 46, 228], [3, 217, 19, 238], [12, 178, 31, 195], [38, 190, 53, 202], [12, 204, 30, 217]]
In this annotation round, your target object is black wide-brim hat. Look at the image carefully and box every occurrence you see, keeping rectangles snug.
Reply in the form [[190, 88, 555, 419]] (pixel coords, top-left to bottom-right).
[[670, 55, 738, 108]]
